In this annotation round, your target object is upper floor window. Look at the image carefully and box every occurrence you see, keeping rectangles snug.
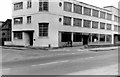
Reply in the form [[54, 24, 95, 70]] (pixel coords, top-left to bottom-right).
[[64, 2, 72, 12], [14, 2, 23, 10], [39, 23, 49, 37], [114, 25, 118, 31], [39, 0, 48, 11], [92, 21, 98, 29], [92, 9, 99, 17], [73, 18, 82, 27], [73, 4, 82, 14], [27, 16, 31, 24], [63, 16, 71, 26], [83, 20, 91, 28], [114, 15, 118, 22], [106, 24, 112, 30], [107, 13, 112, 20], [118, 17, 120, 23], [100, 22, 105, 29], [27, 0, 32, 8], [14, 17, 23, 24], [84, 7, 91, 16], [100, 11, 105, 19]]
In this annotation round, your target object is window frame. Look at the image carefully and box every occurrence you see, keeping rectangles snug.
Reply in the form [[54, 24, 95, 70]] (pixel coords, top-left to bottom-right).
[[14, 17, 23, 24], [14, 2, 23, 10], [64, 2, 72, 12], [14, 32, 23, 40]]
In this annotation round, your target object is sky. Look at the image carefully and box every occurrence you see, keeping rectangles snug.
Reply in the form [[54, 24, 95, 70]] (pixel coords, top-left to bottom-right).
[[0, 0, 119, 21]]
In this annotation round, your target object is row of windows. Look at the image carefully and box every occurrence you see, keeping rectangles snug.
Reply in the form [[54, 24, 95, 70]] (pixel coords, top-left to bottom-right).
[[13, 23, 49, 39], [14, 16, 31, 24], [61, 32, 112, 43], [64, 2, 112, 20], [14, 0, 48, 11], [63, 16, 112, 30]]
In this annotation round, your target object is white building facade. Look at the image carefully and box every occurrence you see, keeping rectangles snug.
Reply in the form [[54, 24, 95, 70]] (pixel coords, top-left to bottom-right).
[[12, 0, 120, 47]]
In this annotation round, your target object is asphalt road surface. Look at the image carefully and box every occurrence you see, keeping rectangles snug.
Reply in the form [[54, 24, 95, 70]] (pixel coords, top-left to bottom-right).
[[2, 48, 118, 75]]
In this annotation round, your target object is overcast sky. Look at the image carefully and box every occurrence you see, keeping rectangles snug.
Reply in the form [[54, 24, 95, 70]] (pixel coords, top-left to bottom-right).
[[0, 0, 119, 21]]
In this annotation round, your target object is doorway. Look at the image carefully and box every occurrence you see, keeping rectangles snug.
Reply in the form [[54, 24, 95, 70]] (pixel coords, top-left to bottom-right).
[[27, 31, 33, 46], [82, 35, 89, 45]]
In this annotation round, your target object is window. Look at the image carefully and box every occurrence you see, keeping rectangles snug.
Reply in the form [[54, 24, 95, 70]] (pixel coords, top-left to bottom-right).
[[92, 21, 98, 29], [100, 34, 105, 42], [114, 25, 118, 31], [107, 13, 112, 20], [74, 4, 82, 14], [83, 20, 91, 28], [27, 16, 31, 24], [27, 0, 32, 8], [64, 2, 72, 12], [14, 2, 23, 10], [73, 33, 82, 42], [100, 22, 105, 29], [114, 15, 118, 22], [92, 34, 98, 42], [107, 24, 112, 30], [100, 11, 105, 19], [39, 0, 48, 11], [61, 32, 71, 42], [39, 23, 49, 37], [14, 17, 23, 24], [63, 16, 71, 25], [73, 18, 82, 27], [92, 9, 99, 17], [118, 17, 120, 23], [106, 35, 112, 42], [14, 32, 22, 39], [84, 7, 91, 16]]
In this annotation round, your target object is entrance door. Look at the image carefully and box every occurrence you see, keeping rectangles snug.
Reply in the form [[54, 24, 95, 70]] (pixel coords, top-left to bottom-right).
[[27, 31, 33, 46], [82, 35, 89, 45]]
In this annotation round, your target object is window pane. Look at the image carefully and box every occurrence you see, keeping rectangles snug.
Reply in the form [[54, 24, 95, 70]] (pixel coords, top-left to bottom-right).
[[14, 17, 23, 24], [100, 34, 105, 42], [107, 13, 112, 20], [73, 33, 82, 42], [63, 16, 71, 25], [14, 32, 22, 39], [39, 23, 49, 37], [83, 20, 91, 28], [107, 24, 112, 30], [92, 34, 98, 42], [114, 25, 118, 31], [106, 35, 112, 42], [14, 2, 23, 10], [84, 7, 91, 16], [61, 32, 71, 42], [74, 4, 82, 14], [64, 2, 72, 12], [92, 21, 98, 29], [73, 18, 82, 27], [100, 11, 105, 19], [100, 22, 105, 29], [39, 0, 48, 11], [92, 9, 99, 17]]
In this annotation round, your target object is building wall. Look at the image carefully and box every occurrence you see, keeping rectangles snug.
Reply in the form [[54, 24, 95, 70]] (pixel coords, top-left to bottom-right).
[[12, 0, 120, 47]]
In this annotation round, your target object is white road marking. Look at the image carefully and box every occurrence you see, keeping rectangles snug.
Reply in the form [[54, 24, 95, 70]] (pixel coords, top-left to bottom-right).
[[2, 68, 11, 71], [32, 60, 69, 67]]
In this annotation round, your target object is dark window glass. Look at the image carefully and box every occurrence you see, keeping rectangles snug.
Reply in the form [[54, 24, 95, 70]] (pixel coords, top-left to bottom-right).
[[64, 2, 72, 12], [83, 20, 91, 28], [39, 23, 49, 37], [14, 17, 23, 24], [73, 33, 82, 42], [100, 11, 105, 19], [74, 4, 82, 14], [39, 0, 48, 11], [100, 22, 105, 29], [27, 16, 31, 23], [106, 35, 112, 42], [84, 7, 91, 16], [14, 32, 22, 39], [107, 24, 112, 30], [63, 16, 71, 25], [92, 9, 99, 17], [61, 32, 71, 42], [73, 18, 82, 27], [92, 21, 98, 29], [14, 2, 23, 10], [100, 34, 105, 42]]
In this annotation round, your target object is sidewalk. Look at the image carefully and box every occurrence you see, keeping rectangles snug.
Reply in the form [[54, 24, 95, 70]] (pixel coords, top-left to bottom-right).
[[67, 64, 118, 75]]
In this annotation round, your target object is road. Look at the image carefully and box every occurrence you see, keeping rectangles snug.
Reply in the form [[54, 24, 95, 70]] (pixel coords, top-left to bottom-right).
[[2, 47, 118, 75]]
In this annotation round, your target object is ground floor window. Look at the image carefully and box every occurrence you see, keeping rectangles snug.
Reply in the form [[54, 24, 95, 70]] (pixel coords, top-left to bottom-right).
[[61, 32, 71, 42], [106, 35, 112, 42], [100, 34, 105, 42], [14, 32, 22, 39], [92, 34, 98, 42], [39, 23, 49, 37], [73, 33, 82, 42]]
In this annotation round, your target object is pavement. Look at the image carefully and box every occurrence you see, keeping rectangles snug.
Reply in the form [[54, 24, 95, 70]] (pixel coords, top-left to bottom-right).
[[1, 46, 119, 63]]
